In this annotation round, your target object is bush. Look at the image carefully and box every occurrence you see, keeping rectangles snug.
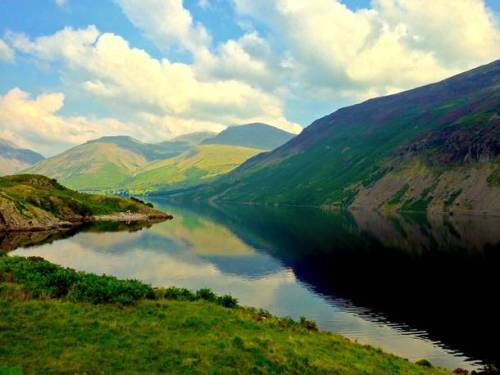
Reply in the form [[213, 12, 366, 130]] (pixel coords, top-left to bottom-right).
[[0, 256, 154, 305], [163, 287, 196, 301], [0, 256, 239, 308], [217, 295, 238, 308], [299, 316, 319, 331], [67, 274, 154, 305], [416, 359, 433, 368], [130, 196, 154, 208], [196, 288, 217, 302]]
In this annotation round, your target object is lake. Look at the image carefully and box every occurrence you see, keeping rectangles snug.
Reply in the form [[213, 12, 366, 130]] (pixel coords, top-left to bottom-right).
[[4, 200, 500, 372]]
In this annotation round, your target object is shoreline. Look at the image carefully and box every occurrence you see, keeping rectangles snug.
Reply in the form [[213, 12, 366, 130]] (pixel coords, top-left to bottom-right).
[[0, 212, 173, 232]]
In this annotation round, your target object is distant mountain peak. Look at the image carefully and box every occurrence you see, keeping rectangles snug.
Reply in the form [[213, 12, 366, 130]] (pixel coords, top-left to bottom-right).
[[201, 123, 296, 150], [0, 137, 45, 176]]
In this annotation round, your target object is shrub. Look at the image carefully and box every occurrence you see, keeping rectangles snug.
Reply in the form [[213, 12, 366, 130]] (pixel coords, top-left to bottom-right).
[[163, 287, 196, 301], [416, 359, 433, 368], [195, 288, 217, 302], [217, 295, 238, 308], [0, 256, 154, 305], [67, 274, 154, 305], [299, 316, 319, 331]]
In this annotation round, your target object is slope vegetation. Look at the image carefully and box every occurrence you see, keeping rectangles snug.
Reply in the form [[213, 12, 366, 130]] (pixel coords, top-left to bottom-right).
[[122, 144, 263, 195], [186, 60, 500, 214], [25, 136, 193, 192], [0, 174, 169, 230], [0, 255, 449, 375]]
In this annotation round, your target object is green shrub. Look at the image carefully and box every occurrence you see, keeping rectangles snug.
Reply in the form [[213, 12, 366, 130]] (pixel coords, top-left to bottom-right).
[[299, 316, 319, 331], [67, 274, 154, 305], [416, 359, 433, 368], [217, 295, 238, 308], [195, 288, 217, 302], [0, 256, 153, 305], [163, 287, 196, 301]]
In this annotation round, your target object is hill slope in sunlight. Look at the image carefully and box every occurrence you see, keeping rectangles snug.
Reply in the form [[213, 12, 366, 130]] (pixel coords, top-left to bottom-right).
[[0, 174, 169, 230], [180, 60, 500, 214], [122, 144, 263, 195], [24, 136, 193, 192]]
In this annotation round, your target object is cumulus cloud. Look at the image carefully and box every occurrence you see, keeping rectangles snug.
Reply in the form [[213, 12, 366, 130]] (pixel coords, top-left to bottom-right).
[[0, 39, 15, 63], [0, 87, 258, 156], [6, 26, 301, 145], [116, 0, 211, 56], [3, 0, 499, 153], [234, 0, 500, 99], [0, 88, 133, 155]]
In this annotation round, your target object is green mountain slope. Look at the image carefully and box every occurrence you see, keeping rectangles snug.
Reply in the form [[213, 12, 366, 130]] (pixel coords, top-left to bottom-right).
[[0, 174, 169, 230], [201, 123, 296, 150], [0, 138, 44, 176], [122, 144, 263, 194], [24, 136, 193, 192], [182, 60, 500, 214]]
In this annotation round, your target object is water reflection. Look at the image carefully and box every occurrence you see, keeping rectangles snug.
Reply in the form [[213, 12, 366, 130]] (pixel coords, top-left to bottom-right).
[[5, 201, 500, 372]]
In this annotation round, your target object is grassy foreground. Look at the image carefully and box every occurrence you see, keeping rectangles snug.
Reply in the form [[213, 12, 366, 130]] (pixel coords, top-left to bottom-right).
[[0, 255, 449, 374]]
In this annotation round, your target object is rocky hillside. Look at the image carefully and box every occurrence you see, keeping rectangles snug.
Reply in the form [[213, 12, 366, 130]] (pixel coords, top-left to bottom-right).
[[353, 117, 499, 214], [183, 60, 500, 214], [0, 138, 44, 176], [0, 175, 170, 231]]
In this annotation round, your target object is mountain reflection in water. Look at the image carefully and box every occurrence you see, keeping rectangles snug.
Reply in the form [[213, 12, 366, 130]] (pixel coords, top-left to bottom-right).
[[5, 201, 500, 372]]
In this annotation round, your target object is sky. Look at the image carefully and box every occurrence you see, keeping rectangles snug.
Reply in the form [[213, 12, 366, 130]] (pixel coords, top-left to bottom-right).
[[0, 0, 499, 155]]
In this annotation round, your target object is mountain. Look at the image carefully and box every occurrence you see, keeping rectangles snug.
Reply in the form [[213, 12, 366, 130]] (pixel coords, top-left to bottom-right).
[[0, 138, 44, 175], [24, 136, 262, 195], [170, 131, 217, 145], [0, 174, 170, 231], [121, 144, 263, 195], [183, 60, 500, 214], [201, 123, 296, 150], [24, 136, 193, 192]]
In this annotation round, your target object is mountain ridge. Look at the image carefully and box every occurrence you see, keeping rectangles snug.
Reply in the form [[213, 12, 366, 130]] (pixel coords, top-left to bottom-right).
[[176, 60, 500, 214]]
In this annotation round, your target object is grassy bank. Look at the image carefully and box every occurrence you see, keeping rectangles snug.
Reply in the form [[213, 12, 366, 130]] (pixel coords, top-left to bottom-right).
[[0, 175, 170, 231], [0, 255, 449, 374]]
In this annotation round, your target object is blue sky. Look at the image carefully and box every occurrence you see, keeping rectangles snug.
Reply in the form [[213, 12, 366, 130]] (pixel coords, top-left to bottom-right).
[[0, 0, 499, 155]]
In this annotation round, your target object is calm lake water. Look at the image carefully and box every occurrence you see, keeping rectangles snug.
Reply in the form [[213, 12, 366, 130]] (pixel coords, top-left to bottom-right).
[[3, 200, 500, 372]]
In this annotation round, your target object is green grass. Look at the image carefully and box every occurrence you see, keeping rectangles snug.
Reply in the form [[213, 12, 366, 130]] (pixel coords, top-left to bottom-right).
[[0, 255, 449, 374], [123, 144, 263, 194], [0, 174, 161, 221]]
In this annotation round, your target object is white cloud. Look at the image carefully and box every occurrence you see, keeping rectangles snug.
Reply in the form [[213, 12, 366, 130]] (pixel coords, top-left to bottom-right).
[[7, 26, 301, 137], [55, 0, 68, 7], [0, 88, 136, 155], [0, 39, 15, 63], [234, 0, 500, 99], [116, 0, 211, 56], [4, 0, 498, 154]]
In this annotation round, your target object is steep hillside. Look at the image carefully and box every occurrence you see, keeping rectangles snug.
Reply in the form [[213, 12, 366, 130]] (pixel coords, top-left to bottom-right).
[[122, 144, 263, 195], [0, 139, 44, 175], [0, 174, 170, 231], [25, 136, 193, 191], [201, 123, 296, 150], [187, 60, 500, 214]]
